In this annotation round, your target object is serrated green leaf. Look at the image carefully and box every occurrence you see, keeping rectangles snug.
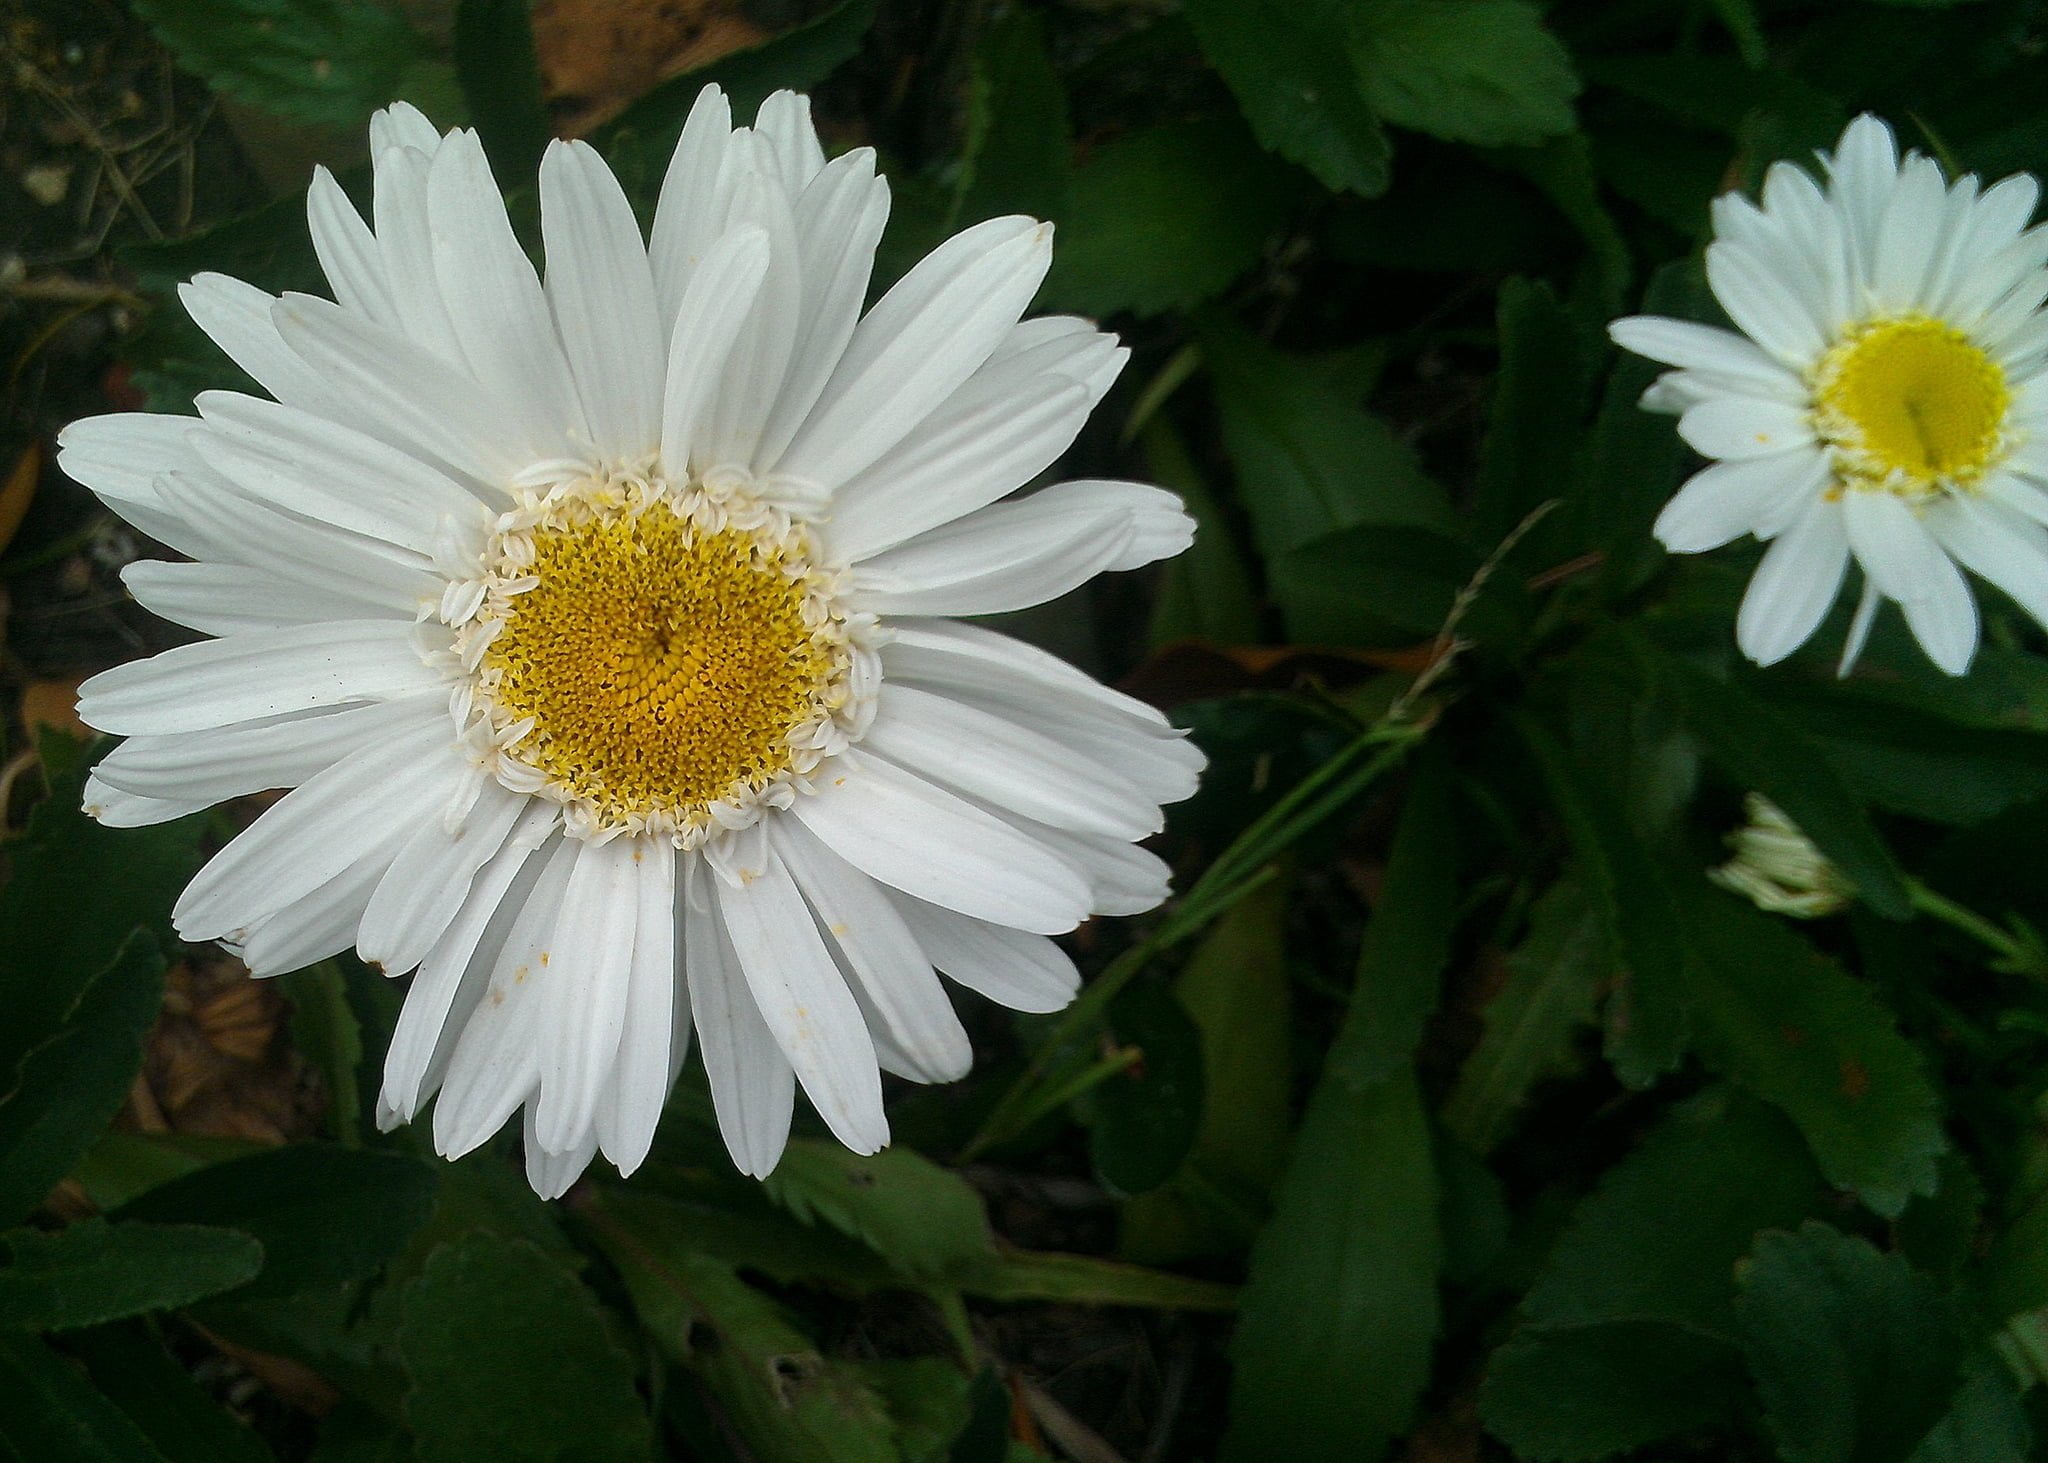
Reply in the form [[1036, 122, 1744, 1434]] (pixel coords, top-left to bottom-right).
[[1221, 1065, 1438, 1461], [583, 1189, 902, 1463], [764, 1141, 995, 1283], [1273, 523, 1484, 647], [1682, 891, 1946, 1217], [1441, 878, 1607, 1153], [1514, 714, 1691, 1087], [1349, 0, 1578, 148], [1478, 1095, 1823, 1460], [1480, 1321, 1743, 1463], [400, 1234, 653, 1463], [130, 0, 452, 128], [0, 1220, 263, 1331], [1185, 0, 1391, 196], [61, 1323, 277, 1463], [1906, 1353, 2033, 1463], [453, 0, 551, 184], [0, 1332, 163, 1462], [0, 934, 166, 1227], [117, 1145, 436, 1301], [1736, 1223, 1961, 1463], [1040, 118, 1293, 318], [0, 735, 200, 1084]]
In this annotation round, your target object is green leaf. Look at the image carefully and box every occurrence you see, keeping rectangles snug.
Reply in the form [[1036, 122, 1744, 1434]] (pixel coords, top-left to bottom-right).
[[1514, 713, 1691, 1087], [1121, 879, 1292, 1264], [400, 1235, 653, 1463], [960, 1249, 1237, 1311], [1326, 759, 1458, 1087], [117, 1146, 436, 1300], [454, 0, 551, 184], [1736, 1223, 1961, 1463], [281, 964, 364, 1145], [60, 1323, 276, 1463], [0, 734, 200, 1083], [1273, 523, 1483, 647], [1484, 135, 1632, 315], [1142, 417, 1262, 648], [1480, 1322, 1743, 1463], [1348, 0, 1578, 147], [1185, 0, 1391, 196], [1477, 279, 1593, 544], [1197, 314, 1453, 565], [0, 1221, 263, 1331], [1906, 1354, 2033, 1463], [1087, 982, 1205, 1197], [1655, 657, 1912, 919], [1682, 891, 1945, 1218], [129, 0, 452, 128], [1222, 1065, 1438, 1461], [1039, 118, 1294, 318], [584, 1190, 902, 1463], [69, 1134, 266, 1214], [1440, 878, 1607, 1153], [954, 9, 1070, 229], [763, 1141, 996, 1283], [0, 1333, 163, 1462], [0, 934, 166, 1227], [1478, 1095, 1824, 1460]]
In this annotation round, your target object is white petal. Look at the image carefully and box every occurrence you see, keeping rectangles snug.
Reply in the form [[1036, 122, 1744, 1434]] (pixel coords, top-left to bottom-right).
[[771, 818, 971, 1085], [1736, 497, 1851, 666], [885, 892, 1081, 1014], [357, 778, 529, 976], [753, 90, 826, 195], [1870, 155, 1950, 311], [1011, 818, 1172, 916], [864, 683, 1162, 840], [1705, 241, 1827, 366], [649, 85, 740, 326], [178, 274, 329, 407], [90, 696, 433, 804], [776, 216, 1053, 491], [236, 850, 388, 977], [594, 840, 678, 1174], [371, 142, 464, 366], [1928, 494, 2048, 636], [692, 156, 804, 472], [433, 839, 579, 1158], [1024, 481, 1195, 569], [76, 621, 444, 736], [56, 412, 198, 510], [849, 499, 1135, 617], [173, 717, 463, 940], [307, 165, 397, 327], [711, 832, 887, 1155], [792, 751, 1092, 934], [524, 1109, 598, 1200], [1677, 397, 1815, 460], [682, 855, 794, 1178], [428, 129, 592, 464], [81, 774, 209, 828], [540, 140, 665, 462], [880, 619, 1174, 733], [533, 836, 643, 1152], [123, 559, 397, 634], [1608, 316, 1806, 397], [1842, 491, 1978, 673], [657, 225, 771, 477], [1653, 453, 1825, 554]]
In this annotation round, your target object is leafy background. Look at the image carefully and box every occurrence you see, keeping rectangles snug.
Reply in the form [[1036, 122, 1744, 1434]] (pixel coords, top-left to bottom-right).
[[4, 0, 2048, 1458]]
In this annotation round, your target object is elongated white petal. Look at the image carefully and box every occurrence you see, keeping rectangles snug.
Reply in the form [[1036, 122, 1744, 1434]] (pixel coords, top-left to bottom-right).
[[594, 840, 678, 1174], [1653, 453, 1825, 554], [850, 501, 1134, 617], [237, 850, 388, 977], [81, 775, 210, 828], [540, 140, 666, 461], [1609, 316, 1805, 394], [307, 165, 396, 327], [123, 559, 399, 634], [649, 85, 740, 325], [792, 752, 1091, 934], [179, 274, 329, 407], [682, 856, 794, 1178], [658, 226, 771, 476], [1842, 491, 1979, 673], [357, 779, 528, 975], [90, 697, 432, 803], [1929, 495, 2048, 635], [711, 833, 887, 1154], [1737, 498, 1851, 667], [524, 1109, 598, 1200], [885, 892, 1081, 1014], [1677, 397, 1814, 460], [534, 835, 642, 1152], [77, 621, 444, 736]]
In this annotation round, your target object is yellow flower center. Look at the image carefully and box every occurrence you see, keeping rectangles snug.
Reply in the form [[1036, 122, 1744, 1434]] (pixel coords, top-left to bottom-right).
[[1811, 315, 2010, 498], [460, 479, 853, 843]]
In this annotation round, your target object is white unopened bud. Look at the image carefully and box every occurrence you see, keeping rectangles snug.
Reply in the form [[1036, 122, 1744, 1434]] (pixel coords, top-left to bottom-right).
[[1709, 794, 1853, 919]]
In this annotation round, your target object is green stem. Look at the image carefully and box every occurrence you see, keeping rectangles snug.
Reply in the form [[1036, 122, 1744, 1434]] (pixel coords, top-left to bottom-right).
[[1909, 879, 2048, 978]]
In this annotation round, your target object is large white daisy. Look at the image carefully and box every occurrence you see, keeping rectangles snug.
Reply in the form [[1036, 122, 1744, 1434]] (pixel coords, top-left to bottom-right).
[[1610, 114, 2048, 674], [59, 87, 1202, 1196]]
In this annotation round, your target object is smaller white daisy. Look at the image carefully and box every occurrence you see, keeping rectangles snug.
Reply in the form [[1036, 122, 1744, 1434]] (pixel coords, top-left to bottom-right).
[[1610, 114, 2048, 674]]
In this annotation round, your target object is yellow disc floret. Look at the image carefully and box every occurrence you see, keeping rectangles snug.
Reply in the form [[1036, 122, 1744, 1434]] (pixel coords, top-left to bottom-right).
[[451, 473, 857, 845], [1811, 315, 2011, 499]]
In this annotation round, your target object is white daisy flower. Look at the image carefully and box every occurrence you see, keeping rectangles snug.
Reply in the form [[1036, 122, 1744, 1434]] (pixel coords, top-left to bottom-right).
[[59, 87, 1202, 1196], [1610, 114, 2048, 675]]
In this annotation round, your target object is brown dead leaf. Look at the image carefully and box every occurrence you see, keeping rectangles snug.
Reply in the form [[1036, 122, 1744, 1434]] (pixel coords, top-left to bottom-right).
[[533, 0, 767, 136]]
